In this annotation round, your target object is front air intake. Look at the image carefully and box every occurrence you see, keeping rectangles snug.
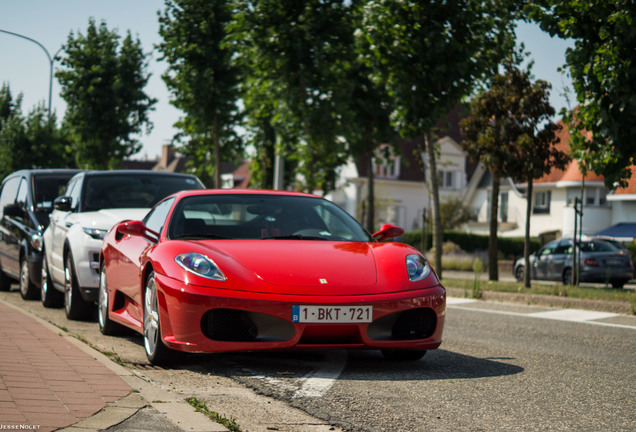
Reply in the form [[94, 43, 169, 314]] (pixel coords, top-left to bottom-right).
[[367, 308, 437, 341]]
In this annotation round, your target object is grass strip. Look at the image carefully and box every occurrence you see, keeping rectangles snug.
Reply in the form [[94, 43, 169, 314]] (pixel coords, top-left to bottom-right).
[[186, 396, 241, 431]]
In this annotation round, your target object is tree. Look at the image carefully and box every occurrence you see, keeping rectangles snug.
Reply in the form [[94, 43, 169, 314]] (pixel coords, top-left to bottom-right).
[[233, 0, 353, 194], [461, 59, 570, 288], [527, 0, 636, 189], [439, 196, 474, 231], [56, 18, 156, 169], [158, 0, 243, 188], [0, 85, 72, 178], [358, 0, 506, 278]]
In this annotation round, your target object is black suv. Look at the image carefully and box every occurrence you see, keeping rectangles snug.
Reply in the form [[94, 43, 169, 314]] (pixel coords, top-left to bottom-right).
[[0, 169, 81, 299]]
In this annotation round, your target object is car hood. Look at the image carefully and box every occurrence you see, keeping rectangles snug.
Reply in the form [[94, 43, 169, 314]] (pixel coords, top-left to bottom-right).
[[76, 208, 149, 230], [202, 240, 379, 288]]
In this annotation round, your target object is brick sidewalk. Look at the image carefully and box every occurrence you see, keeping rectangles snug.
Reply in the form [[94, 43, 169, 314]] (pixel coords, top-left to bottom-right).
[[0, 301, 130, 432]]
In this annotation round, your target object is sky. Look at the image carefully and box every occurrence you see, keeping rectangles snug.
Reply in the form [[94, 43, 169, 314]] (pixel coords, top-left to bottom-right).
[[0, 1, 575, 161]]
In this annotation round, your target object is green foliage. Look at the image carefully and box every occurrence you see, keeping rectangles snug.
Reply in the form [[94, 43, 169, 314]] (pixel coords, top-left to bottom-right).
[[439, 196, 474, 231], [400, 230, 541, 259], [0, 85, 73, 178], [56, 18, 156, 169], [526, 0, 636, 189], [158, 0, 243, 188], [232, 0, 353, 193]]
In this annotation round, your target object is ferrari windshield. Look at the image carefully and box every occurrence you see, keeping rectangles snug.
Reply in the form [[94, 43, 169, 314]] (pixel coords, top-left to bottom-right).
[[168, 194, 372, 242]]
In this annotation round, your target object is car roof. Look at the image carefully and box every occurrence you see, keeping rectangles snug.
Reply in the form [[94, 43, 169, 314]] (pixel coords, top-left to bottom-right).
[[81, 170, 199, 178], [2, 168, 82, 181], [171, 189, 321, 199]]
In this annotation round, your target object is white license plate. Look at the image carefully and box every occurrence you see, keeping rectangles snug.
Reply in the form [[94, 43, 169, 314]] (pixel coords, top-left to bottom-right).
[[292, 305, 373, 323], [606, 259, 622, 266]]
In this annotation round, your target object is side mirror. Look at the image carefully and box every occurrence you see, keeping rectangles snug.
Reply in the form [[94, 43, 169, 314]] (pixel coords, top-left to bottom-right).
[[372, 224, 405, 242], [53, 196, 72, 212], [117, 220, 159, 242], [3, 203, 24, 218]]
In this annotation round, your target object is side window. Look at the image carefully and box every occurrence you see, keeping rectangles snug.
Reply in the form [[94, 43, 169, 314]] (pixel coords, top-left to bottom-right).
[[555, 241, 572, 254], [67, 179, 82, 210], [16, 177, 28, 208], [540, 243, 557, 256], [0, 177, 21, 217], [143, 198, 175, 235]]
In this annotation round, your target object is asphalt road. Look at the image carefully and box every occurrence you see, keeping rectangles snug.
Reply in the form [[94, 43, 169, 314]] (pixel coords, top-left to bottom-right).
[[2, 289, 635, 431]]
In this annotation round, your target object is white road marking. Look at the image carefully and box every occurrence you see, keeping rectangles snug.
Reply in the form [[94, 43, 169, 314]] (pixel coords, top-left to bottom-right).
[[447, 297, 635, 330], [293, 351, 348, 398], [528, 309, 618, 322], [446, 297, 479, 305]]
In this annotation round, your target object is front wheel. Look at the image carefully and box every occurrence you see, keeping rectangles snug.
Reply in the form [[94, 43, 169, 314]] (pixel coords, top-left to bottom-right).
[[19, 258, 39, 300], [64, 253, 92, 320], [144, 272, 176, 365], [514, 265, 525, 282], [381, 349, 427, 361]]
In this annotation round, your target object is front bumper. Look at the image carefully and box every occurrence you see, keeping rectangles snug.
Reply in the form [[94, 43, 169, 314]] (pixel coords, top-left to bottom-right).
[[152, 273, 446, 354]]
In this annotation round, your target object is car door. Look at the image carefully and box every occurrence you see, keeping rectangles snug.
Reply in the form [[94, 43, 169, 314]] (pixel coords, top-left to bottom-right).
[[0, 176, 24, 277], [110, 198, 174, 322], [548, 240, 573, 280], [48, 177, 82, 285], [533, 241, 557, 280]]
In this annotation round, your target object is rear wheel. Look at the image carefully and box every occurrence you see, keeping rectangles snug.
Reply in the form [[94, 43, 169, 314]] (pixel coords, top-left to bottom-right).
[[19, 258, 39, 300], [64, 253, 92, 320], [611, 280, 627, 289], [41, 254, 63, 307], [562, 268, 573, 285], [381, 349, 427, 361], [144, 272, 176, 365], [98, 265, 125, 335]]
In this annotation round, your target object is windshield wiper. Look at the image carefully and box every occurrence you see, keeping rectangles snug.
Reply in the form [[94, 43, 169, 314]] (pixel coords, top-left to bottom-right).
[[173, 233, 230, 240], [262, 234, 326, 240]]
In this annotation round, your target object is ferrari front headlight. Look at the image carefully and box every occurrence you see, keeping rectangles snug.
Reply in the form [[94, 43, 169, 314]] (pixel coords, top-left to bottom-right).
[[406, 254, 431, 281], [175, 253, 226, 281]]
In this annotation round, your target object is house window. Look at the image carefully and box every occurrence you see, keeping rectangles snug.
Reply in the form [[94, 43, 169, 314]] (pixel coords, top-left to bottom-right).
[[533, 190, 551, 214], [438, 170, 455, 189]]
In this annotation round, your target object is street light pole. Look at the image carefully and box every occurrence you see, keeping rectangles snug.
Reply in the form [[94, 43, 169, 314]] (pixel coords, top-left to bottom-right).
[[0, 28, 63, 120]]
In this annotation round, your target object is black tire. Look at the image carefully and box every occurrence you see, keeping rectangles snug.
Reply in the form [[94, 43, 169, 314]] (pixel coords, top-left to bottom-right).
[[562, 268, 573, 285], [98, 264, 125, 335], [143, 272, 177, 365], [41, 254, 63, 308], [0, 268, 13, 292], [19, 258, 39, 300], [381, 349, 427, 361], [64, 253, 92, 320], [514, 265, 524, 282], [611, 280, 627, 289]]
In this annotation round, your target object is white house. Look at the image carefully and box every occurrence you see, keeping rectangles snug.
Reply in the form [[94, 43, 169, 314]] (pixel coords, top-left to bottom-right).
[[462, 121, 636, 243]]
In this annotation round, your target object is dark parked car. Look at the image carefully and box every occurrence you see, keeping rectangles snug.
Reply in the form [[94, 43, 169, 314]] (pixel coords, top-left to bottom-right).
[[0, 169, 81, 299], [514, 237, 633, 288]]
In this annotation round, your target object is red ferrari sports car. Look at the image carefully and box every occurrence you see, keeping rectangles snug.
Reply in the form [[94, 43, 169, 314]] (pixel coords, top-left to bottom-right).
[[99, 190, 445, 364]]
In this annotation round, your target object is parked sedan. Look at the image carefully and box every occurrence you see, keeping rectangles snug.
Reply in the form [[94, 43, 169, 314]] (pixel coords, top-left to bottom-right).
[[99, 189, 446, 365], [514, 238, 633, 288], [0, 169, 81, 299], [42, 170, 204, 319]]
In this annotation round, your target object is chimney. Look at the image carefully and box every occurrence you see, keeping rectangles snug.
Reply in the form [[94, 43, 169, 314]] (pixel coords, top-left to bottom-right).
[[159, 144, 175, 169]]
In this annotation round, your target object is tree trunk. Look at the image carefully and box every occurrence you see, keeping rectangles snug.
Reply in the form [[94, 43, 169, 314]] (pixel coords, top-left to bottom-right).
[[213, 116, 221, 189], [523, 178, 533, 288], [366, 137, 375, 234], [425, 130, 442, 279], [488, 174, 500, 281]]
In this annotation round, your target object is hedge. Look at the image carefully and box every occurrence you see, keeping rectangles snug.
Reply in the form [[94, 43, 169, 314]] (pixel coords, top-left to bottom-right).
[[399, 230, 542, 259]]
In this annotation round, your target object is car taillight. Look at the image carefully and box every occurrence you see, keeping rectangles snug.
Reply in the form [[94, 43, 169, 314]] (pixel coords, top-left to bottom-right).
[[583, 258, 599, 267]]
